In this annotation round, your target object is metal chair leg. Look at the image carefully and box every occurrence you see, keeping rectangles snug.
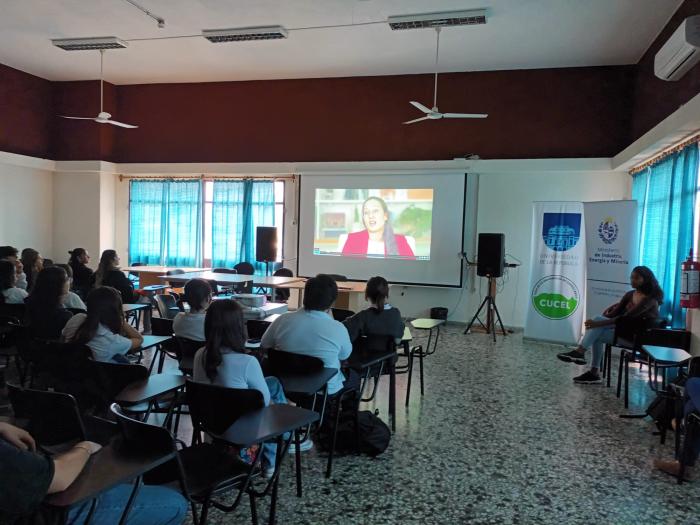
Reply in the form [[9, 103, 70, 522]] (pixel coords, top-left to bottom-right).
[[616, 350, 625, 398], [294, 430, 302, 498], [419, 347, 425, 396], [624, 355, 629, 409], [405, 348, 414, 407], [326, 395, 344, 478]]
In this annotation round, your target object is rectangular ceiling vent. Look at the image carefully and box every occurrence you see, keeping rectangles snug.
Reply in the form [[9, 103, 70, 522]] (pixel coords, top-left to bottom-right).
[[51, 36, 128, 51], [388, 9, 487, 30], [202, 26, 288, 43]]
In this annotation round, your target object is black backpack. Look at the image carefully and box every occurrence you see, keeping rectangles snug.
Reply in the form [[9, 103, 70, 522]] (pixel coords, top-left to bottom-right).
[[646, 373, 687, 432], [319, 410, 391, 456]]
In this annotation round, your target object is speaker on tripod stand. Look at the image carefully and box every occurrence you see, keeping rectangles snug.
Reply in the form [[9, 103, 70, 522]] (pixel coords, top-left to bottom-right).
[[256, 226, 278, 276], [465, 233, 507, 341]]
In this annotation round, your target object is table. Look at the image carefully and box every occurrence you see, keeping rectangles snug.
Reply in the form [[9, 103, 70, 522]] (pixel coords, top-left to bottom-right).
[[135, 334, 174, 373], [122, 303, 150, 329], [115, 373, 186, 425], [218, 404, 319, 525], [277, 279, 368, 310], [158, 271, 254, 286], [122, 266, 205, 288], [46, 438, 175, 524], [211, 298, 288, 320], [410, 318, 444, 356]]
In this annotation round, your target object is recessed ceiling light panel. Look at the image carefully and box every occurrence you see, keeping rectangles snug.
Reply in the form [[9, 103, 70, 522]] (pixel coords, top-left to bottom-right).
[[51, 36, 128, 51], [202, 26, 288, 43], [388, 9, 487, 30]]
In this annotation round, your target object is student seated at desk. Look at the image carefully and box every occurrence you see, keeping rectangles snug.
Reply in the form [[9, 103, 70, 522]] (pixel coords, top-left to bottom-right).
[[68, 248, 93, 298], [21, 248, 44, 293], [0, 260, 28, 304], [173, 278, 211, 342], [343, 276, 404, 342], [25, 266, 73, 340], [193, 299, 287, 477], [0, 246, 28, 290], [62, 287, 144, 363], [55, 264, 87, 310], [0, 421, 187, 525]]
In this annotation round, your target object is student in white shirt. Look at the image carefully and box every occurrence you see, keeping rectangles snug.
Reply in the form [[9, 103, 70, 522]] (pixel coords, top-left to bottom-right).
[[193, 299, 287, 477], [62, 287, 143, 363], [0, 260, 28, 304], [173, 279, 211, 342], [55, 264, 87, 311]]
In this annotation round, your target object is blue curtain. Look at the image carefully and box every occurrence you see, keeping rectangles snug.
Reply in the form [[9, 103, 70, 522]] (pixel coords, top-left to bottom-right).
[[164, 180, 202, 266], [211, 180, 275, 274], [129, 179, 202, 267], [129, 180, 167, 265], [632, 144, 699, 326]]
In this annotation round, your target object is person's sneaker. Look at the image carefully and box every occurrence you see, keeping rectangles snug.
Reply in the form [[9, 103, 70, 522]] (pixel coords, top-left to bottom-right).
[[573, 370, 602, 384], [262, 466, 275, 480], [287, 438, 314, 454], [557, 350, 587, 365], [653, 459, 693, 481]]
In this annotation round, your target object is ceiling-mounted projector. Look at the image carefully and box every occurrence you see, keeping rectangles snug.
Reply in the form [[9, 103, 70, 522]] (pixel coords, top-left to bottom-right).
[[654, 15, 700, 81]]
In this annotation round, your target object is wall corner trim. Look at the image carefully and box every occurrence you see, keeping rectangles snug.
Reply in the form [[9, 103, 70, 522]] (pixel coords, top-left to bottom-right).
[[0, 151, 55, 171]]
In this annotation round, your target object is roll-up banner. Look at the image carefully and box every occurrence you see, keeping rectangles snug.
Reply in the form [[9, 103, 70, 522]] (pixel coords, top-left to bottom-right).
[[524, 202, 586, 344], [583, 200, 638, 319]]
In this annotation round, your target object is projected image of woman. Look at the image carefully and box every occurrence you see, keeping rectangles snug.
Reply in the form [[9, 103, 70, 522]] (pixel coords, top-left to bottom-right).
[[340, 197, 416, 258]]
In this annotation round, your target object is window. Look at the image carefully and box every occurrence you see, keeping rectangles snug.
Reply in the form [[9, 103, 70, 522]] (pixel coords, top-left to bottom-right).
[[130, 178, 284, 273]]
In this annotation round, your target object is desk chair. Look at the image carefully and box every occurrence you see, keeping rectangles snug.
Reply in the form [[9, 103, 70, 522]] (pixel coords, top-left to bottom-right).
[[0, 315, 24, 384], [212, 268, 238, 294], [175, 336, 203, 376], [111, 402, 259, 525], [272, 268, 293, 302], [154, 294, 182, 320], [0, 302, 26, 321], [331, 308, 355, 322]]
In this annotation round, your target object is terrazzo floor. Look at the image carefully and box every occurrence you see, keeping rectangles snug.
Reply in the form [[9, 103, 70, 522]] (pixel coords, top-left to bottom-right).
[[2, 324, 697, 524]]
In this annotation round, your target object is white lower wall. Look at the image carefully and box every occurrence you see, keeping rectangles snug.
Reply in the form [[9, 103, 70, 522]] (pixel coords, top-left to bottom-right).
[[0, 153, 53, 257]]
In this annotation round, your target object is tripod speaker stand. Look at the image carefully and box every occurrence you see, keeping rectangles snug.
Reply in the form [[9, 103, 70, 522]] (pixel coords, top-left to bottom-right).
[[464, 275, 507, 342]]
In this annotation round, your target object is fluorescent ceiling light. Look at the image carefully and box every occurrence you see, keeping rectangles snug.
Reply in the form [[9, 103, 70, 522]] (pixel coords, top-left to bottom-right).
[[52, 36, 128, 51], [202, 26, 288, 43], [388, 9, 487, 30]]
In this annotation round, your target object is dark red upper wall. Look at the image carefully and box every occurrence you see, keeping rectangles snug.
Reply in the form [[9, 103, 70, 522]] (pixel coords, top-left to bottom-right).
[[0, 63, 52, 158], [630, 0, 700, 141], [112, 66, 633, 163]]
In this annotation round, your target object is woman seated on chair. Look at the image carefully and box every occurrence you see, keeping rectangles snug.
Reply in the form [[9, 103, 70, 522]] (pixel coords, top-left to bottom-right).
[[62, 286, 143, 363], [24, 266, 73, 340], [343, 276, 404, 343], [556, 266, 663, 385], [0, 260, 28, 305], [55, 264, 87, 310], [20, 248, 43, 292], [193, 299, 287, 478], [68, 247, 93, 298], [173, 278, 211, 342]]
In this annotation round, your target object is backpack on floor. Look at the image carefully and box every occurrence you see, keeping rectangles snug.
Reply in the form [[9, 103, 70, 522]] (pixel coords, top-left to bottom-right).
[[318, 410, 391, 456], [646, 373, 687, 432]]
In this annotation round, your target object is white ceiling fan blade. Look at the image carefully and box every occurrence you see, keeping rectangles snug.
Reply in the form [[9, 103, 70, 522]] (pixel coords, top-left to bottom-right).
[[59, 115, 97, 120], [442, 113, 489, 119], [105, 119, 138, 129], [409, 101, 432, 114], [403, 116, 431, 125]]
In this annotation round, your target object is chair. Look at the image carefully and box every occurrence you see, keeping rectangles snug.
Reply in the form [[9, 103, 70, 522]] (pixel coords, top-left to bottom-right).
[[212, 268, 237, 274], [110, 402, 258, 525], [0, 302, 26, 322], [175, 337, 204, 376], [151, 317, 174, 336], [272, 268, 293, 302], [246, 319, 270, 340], [234, 262, 255, 276], [87, 360, 150, 414], [165, 269, 186, 288], [0, 315, 25, 384], [326, 274, 347, 282], [331, 308, 355, 322], [154, 294, 182, 320], [352, 335, 396, 402], [602, 316, 664, 387], [8, 384, 117, 452]]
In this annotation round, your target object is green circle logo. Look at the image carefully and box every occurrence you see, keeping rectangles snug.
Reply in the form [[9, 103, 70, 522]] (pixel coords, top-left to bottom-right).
[[532, 275, 580, 320]]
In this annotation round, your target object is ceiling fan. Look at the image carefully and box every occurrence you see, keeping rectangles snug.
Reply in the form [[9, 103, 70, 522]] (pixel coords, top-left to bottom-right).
[[60, 50, 137, 129], [404, 27, 488, 125]]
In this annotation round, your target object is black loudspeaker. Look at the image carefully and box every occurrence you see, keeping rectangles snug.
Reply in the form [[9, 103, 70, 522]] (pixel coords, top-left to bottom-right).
[[477, 233, 505, 277], [430, 307, 448, 320], [256, 226, 278, 262]]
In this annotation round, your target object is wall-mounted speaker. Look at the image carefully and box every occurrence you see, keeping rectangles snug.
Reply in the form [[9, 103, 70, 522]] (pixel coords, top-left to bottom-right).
[[256, 226, 278, 262], [477, 233, 505, 277]]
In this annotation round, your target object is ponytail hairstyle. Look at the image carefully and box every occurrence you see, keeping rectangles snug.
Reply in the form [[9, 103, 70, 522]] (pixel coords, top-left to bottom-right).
[[183, 279, 212, 313], [21, 248, 42, 291], [71, 287, 124, 344], [202, 300, 248, 381], [68, 248, 87, 266], [365, 276, 390, 314], [94, 250, 118, 286], [362, 197, 399, 256], [26, 266, 68, 310], [632, 266, 664, 305], [0, 260, 16, 304]]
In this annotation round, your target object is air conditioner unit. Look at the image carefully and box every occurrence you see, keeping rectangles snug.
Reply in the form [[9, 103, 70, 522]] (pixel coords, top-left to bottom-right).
[[654, 15, 700, 81]]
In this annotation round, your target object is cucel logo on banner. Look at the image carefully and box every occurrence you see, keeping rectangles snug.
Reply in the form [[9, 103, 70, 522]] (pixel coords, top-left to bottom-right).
[[542, 213, 581, 252], [532, 275, 580, 320], [597, 217, 619, 245]]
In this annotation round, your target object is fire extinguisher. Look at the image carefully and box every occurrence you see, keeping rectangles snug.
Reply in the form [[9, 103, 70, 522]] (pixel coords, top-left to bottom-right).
[[681, 249, 700, 309]]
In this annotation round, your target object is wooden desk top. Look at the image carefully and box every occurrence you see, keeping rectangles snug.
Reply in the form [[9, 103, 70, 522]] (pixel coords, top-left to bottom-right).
[[115, 373, 186, 406], [122, 266, 205, 274], [218, 405, 319, 447], [276, 279, 367, 293], [411, 318, 445, 330], [159, 271, 253, 284], [252, 276, 305, 287], [46, 438, 174, 508]]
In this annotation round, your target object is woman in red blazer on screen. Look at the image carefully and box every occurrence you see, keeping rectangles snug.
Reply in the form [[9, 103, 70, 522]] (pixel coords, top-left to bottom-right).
[[341, 196, 416, 258]]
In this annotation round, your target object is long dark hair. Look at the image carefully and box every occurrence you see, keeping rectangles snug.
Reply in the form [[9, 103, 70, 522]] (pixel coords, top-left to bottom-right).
[[26, 266, 67, 310], [366, 276, 390, 314], [362, 197, 399, 256], [202, 300, 248, 381], [184, 279, 212, 313], [71, 287, 124, 344], [632, 266, 664, 304], [0, 260, 16, 304], [68, 248, 87, 266], [95, 250, 118, 286], [21, 248, 41, 291]]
